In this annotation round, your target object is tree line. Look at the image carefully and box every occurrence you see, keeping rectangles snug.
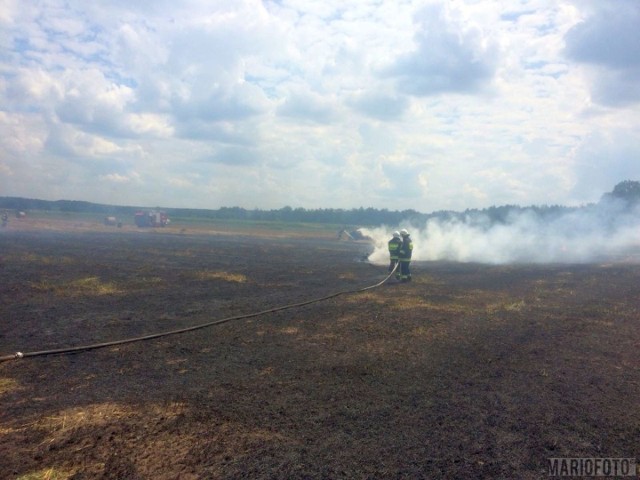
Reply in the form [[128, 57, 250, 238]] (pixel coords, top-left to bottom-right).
[[1, 180, 638, 227]]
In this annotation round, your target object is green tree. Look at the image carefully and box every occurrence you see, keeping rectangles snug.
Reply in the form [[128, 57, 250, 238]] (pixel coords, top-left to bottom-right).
[[610, 180, 640, 202]]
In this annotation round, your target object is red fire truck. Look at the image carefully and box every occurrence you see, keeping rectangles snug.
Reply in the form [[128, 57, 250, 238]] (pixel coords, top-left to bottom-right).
[[134, 211, 169, 227]]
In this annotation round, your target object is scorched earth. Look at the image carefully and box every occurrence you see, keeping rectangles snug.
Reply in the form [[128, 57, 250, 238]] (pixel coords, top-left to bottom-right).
[[0, 219, 638, 479]]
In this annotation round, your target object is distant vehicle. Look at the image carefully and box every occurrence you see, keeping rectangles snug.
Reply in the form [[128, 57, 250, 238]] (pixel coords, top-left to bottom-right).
[[338, 228, 372, 241], [134, 211, 169, 228], [104, 216, 118, 226]]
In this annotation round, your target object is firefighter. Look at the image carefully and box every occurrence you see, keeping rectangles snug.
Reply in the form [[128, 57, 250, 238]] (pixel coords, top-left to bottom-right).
[[1, 210, 8, 228], [398, 229, 413, 282], [388, 231, 402, 276]]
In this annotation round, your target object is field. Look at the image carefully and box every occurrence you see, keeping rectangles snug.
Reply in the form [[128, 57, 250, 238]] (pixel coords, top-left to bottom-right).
[[1, 216, 639, 479]]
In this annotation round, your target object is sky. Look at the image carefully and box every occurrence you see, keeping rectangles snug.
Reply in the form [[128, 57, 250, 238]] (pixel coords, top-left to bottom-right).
[[1, 0, 640, 212]]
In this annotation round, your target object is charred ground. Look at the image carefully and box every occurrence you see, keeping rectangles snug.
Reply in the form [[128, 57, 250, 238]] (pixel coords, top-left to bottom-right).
[[0, 220, 639, 479]]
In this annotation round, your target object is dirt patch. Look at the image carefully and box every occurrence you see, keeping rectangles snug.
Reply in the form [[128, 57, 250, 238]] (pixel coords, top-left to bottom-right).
[[1, 223, 639, 479]]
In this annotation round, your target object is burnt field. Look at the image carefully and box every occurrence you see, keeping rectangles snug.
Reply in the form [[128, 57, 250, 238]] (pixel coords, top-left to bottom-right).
[[1, 223, 639, 479]]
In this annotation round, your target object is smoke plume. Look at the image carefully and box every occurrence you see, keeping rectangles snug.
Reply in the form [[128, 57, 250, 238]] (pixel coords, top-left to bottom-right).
[[363, 200, 640, 264]]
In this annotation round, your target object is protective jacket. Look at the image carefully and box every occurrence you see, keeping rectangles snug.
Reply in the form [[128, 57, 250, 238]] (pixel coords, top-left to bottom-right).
[[399, 235, 413, 261], [388, 237, 402, 260]]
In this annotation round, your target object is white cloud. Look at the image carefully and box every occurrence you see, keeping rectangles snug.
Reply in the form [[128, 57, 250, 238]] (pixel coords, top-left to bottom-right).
[[277, 89, 338, 123], [564, 0, 640, 106], [347, 92, 409, 120], [128, 113, 174, 137], [0, 0, 638, 211], [101, 172, 140, 184], [382, 3, 499, 96]]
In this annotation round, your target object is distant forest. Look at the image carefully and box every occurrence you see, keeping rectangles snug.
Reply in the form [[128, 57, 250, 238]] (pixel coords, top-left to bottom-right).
[[1, 180, 638, 227]]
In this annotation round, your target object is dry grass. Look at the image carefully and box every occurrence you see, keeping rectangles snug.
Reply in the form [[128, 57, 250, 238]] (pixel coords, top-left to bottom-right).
[[409, 324, 449, 341], [33, 403, 133, 438], [17, 467, 77, 480], [192, 270, 247, 283], [12, 401, 189, 480], [29, 276, 122, 296], [10, 253, 76, 266], [0, 377, 19, 395], [486, 298, 527, 313]]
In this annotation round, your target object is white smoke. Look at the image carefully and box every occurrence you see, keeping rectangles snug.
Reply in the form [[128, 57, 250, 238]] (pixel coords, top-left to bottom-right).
[[362, 201, 640, 265]]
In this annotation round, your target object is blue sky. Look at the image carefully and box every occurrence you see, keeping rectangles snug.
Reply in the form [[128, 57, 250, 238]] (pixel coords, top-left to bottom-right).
[[1, 0, 639, 212]]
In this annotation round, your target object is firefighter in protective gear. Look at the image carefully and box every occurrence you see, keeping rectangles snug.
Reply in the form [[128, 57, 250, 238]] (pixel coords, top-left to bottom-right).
[[388, 231, 402, 275], [398, 229, 413, 282]]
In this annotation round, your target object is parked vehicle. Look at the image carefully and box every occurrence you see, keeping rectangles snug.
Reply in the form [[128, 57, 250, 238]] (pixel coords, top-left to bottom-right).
[[134, 211, 169, 227]]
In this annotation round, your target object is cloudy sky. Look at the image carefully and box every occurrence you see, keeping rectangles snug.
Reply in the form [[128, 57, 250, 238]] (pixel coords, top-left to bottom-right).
[[1, 0, 639, 212]]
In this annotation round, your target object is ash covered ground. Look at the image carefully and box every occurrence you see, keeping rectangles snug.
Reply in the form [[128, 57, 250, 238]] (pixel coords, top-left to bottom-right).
[[1, 222, 639, 479]]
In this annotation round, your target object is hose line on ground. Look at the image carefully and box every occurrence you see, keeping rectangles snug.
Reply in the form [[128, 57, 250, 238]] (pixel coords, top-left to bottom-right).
[[0, 263, 399, 363]]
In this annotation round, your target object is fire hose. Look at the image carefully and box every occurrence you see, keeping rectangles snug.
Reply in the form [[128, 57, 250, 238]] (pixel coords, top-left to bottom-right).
[[0, 263, 399, 363]]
